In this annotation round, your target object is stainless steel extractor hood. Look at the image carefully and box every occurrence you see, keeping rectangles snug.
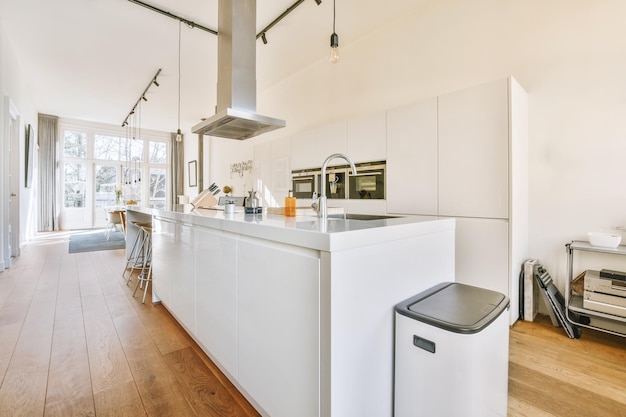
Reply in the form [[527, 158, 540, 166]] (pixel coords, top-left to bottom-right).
[[192, 0, 285, 140]]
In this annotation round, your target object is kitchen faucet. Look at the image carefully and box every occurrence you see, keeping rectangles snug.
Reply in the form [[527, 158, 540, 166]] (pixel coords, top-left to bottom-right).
[[314, 153, 357, 220]]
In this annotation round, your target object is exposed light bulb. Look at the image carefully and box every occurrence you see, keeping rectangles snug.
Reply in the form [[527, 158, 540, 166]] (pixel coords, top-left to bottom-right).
[[329, 32, 339, 63], [176, 128, 182, 142]]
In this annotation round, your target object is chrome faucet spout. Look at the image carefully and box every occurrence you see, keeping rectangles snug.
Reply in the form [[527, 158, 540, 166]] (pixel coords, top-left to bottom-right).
[[318, 153, 357, 219]]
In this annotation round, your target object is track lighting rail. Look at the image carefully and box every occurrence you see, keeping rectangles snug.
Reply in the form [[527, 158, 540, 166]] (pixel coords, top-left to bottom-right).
[[122, 68, 162, 127], [256, 0, 321, 42], [127, 0, 322, 44], [127, 0, 217, 35]]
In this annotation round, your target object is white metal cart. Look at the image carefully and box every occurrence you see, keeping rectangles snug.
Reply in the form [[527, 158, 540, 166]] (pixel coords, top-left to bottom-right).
[[565, 240, 626, 337]]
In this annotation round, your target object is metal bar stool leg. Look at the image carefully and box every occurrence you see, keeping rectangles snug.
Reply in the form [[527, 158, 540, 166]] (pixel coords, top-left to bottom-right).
[[124, 221, 151, 284], [133, 224, 152, 304], [129, 227, 149, 286], [122, 225, 143, 281]]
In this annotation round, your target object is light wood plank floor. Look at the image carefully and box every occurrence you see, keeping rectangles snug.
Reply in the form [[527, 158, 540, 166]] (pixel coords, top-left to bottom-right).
[[1, 232, 625, 416]]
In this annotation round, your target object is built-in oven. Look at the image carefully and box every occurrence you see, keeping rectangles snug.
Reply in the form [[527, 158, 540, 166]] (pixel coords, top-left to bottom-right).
[[348, 161, 386, 199], [291, 160, 386, 200], [291, 168, 320, 199]]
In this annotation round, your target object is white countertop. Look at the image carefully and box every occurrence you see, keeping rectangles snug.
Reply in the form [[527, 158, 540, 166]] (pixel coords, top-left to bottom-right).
[[129, 205, 455, 252]]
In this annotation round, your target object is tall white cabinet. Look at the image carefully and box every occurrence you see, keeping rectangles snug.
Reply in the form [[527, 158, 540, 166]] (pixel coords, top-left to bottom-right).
[[438, 79, 510, 219], [386, 98, 438, 216], [386, 77, 528, 324]]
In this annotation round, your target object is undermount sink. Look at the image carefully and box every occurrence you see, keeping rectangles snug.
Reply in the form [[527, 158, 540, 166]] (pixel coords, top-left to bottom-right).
[[327, 213, 399, 221], [295, 213, 401, 232]]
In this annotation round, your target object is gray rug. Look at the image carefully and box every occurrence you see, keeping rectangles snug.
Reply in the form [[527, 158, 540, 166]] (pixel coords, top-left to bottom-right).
[[68, 229, 125, 253]]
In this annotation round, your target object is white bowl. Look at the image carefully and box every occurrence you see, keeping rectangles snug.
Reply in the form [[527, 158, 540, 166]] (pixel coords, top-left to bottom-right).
[[588, 232, 622, 248]]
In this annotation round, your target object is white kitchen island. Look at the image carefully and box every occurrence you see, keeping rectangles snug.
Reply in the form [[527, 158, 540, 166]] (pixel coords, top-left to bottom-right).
[[132, 206, 455, 417]]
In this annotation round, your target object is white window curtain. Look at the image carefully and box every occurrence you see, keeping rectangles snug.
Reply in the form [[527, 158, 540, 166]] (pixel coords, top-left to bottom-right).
[[38, 114, 59, 231], [170, 133, 184, 209]]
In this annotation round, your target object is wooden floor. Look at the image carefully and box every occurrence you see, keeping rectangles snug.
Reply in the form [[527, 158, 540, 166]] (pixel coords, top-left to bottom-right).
[[0, 232, 260, 417], [0, 232, 625, 416]]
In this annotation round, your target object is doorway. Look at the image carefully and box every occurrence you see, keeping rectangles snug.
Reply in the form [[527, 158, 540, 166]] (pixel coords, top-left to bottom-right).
[[9, 104, 20, 260], [5, 97, 20, 267]]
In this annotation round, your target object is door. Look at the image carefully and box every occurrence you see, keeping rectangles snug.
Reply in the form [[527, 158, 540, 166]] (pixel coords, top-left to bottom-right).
[[94, 163, 120, 227], [61, 129, 91, 229], [62, 161, 91, 229], [7, 99, 20, 264]]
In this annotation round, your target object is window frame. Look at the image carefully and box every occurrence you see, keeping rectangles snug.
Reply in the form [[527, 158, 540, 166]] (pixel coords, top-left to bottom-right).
[[58, 119, 172, 228]]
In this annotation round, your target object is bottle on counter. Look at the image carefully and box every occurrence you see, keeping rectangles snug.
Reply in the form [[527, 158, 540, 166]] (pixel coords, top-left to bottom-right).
[[245, 189, 261, 214], [285, 190, 296, 217]]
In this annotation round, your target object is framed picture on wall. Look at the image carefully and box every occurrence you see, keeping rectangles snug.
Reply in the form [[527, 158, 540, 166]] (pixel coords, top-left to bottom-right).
[[25, 124, 34, 188], [188, 160, 197, 187]]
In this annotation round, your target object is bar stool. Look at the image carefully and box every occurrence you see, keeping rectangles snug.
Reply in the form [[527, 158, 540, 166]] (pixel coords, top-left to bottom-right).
[[122, 221, 152, 284], [132, 223, 153, 304]]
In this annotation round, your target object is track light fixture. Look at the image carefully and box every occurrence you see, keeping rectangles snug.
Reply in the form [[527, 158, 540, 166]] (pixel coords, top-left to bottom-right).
[[121, 68, 161, 127], [329, 0, 339, 63], [261, 32, 268, 45], [315, 0, 322, 5]]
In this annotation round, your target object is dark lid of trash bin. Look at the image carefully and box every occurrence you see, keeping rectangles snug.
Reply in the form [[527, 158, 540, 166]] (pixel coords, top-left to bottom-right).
[[395, 282, 509, 334]]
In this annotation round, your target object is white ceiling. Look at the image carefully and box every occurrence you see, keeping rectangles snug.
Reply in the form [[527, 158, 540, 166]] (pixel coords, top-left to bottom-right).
[[0, 0, 419, 132]]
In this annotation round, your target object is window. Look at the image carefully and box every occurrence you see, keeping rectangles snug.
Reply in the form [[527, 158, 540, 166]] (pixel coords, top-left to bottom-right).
[[64, 130, 87, 158], [64, 162, 87, 207], [95, 165, 118, 207], [149, 167, 166, 209], [149, 141, 167, 164], [59, 122, 171, 228], [94, 134, 123, 160]]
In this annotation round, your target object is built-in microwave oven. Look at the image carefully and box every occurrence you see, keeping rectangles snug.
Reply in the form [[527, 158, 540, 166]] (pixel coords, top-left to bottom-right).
[[291, 168, 320, 199], [348, 162, 385, 199]]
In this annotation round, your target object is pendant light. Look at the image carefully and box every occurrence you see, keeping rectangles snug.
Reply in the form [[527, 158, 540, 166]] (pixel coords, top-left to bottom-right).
[[176, 21, 183, 142], [329, 0, 339, 63]]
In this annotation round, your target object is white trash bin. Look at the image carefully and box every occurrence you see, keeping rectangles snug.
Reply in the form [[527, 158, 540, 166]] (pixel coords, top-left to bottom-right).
[[394, 282, 510, 417]]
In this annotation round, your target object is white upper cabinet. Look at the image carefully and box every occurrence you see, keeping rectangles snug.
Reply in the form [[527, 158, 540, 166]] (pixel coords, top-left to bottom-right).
[[317, 120, 348, 162], [291, 129, 318, 170], [386, 98, 438, 215], [291, 122, 348, 170], [347, 111, 386, 163], [438, 78, 509, 219]]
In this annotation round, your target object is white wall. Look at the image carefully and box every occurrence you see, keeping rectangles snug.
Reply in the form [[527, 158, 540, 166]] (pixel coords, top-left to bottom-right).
[[207, 137, 254, 199], [1, 20, 38, 256], [252, 0, 626, 289]]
